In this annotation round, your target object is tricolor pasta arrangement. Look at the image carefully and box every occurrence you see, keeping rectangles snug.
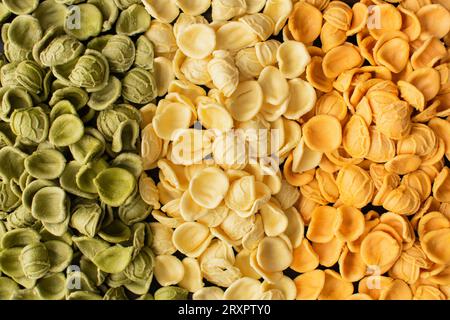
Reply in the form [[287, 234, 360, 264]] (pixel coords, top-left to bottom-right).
[[0, 0, 449, 301]]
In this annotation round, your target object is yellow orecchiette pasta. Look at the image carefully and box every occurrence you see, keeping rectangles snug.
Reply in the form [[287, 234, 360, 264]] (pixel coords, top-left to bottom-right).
[[258, 66, 290, 106], [224, 277, 263, 300], [154, 255, 185, 286], [277, 40, 311, 79], [189, 167, 229, 209], [177, 24, 216, 59], [172, 222, 212, 257], [256, 236, 293, 273]]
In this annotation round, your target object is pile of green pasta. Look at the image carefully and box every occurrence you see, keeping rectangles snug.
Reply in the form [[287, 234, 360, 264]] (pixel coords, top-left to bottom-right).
[[0, 0, 163, 300]]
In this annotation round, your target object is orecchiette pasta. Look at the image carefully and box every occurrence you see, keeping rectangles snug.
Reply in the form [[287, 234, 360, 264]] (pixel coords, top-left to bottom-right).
[[3, 0, 449, 302]]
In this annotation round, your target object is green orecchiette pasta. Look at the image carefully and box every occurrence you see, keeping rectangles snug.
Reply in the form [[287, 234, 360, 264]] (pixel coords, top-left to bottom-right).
[[49, 100, 77, 122], [22, 179, 56, 211], [31, 186, 68, 224], [3, 0, 39, 15], [1, 228, 41, 249], [70, 202, 103, 237], [137, 293, 154, 300], [0, 247, 25, 278], [68, 49, 109, 91], [116, 4, 151, 36], [4, 40, 32, 65], [7, 205, 37, 229], [0, 146, 27, 182], [0, 181, 21, 213], [35, 272, 67, 300], [32, 25, 64, 67], [49, 86, 89, 109], [15, 60, 45, 94], [92, 245, 134, 274], [87, 76, 122, 111], [0, 277, 19, 300], [75, 159, 108, 194], [8, 15, 42, 51], [44, 240, 73, 273], [111, 153, 143, 179], [88, 0, 119, 32], [66, 270, 99, 296], [0, 0, 155, 300], [52, 59, 84, 87], [40, 229, 73, 245], [49, 114, 84, 147], [20, 242, 51, 279], [80, 255, 106, 287], [0, 123, 14, 148], [0, 4, 11, 24], [10, 107, 49, 144], [118, 193, 151, 225], [40, 35, 85, 68], [111, 119, 140, 153], [102, 35, 135, 73], [69, 128, 106, 163], [98, 219, 131, 243], [154, 286, 189, 300], [67, 291, 103, 300], [123, 246, 154, 282], [64, 3, 103, 41], [73, 236, 110, 261], [33, 0, 68, 31], [134, 36, 154, 71], [1, 63, 19, 87], [86, 34, 112, 52], [1, 87, 33, 121], [96, 107, 132, 141], [124, 276, 153, 296], [113, 0, 141, 10], [42, 213, 71, 238], [103, 286, 128, 300], [105, 270, 130, 288], [59, 161, 98, 199], [11, 288, 41, 300], [25, 149, 66, 180], [121, 67, 157, 104], [94, 167, 136, 207]]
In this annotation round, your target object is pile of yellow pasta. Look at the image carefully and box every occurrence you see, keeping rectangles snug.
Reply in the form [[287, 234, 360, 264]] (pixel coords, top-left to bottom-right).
[[139, 0, 450, 300]]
